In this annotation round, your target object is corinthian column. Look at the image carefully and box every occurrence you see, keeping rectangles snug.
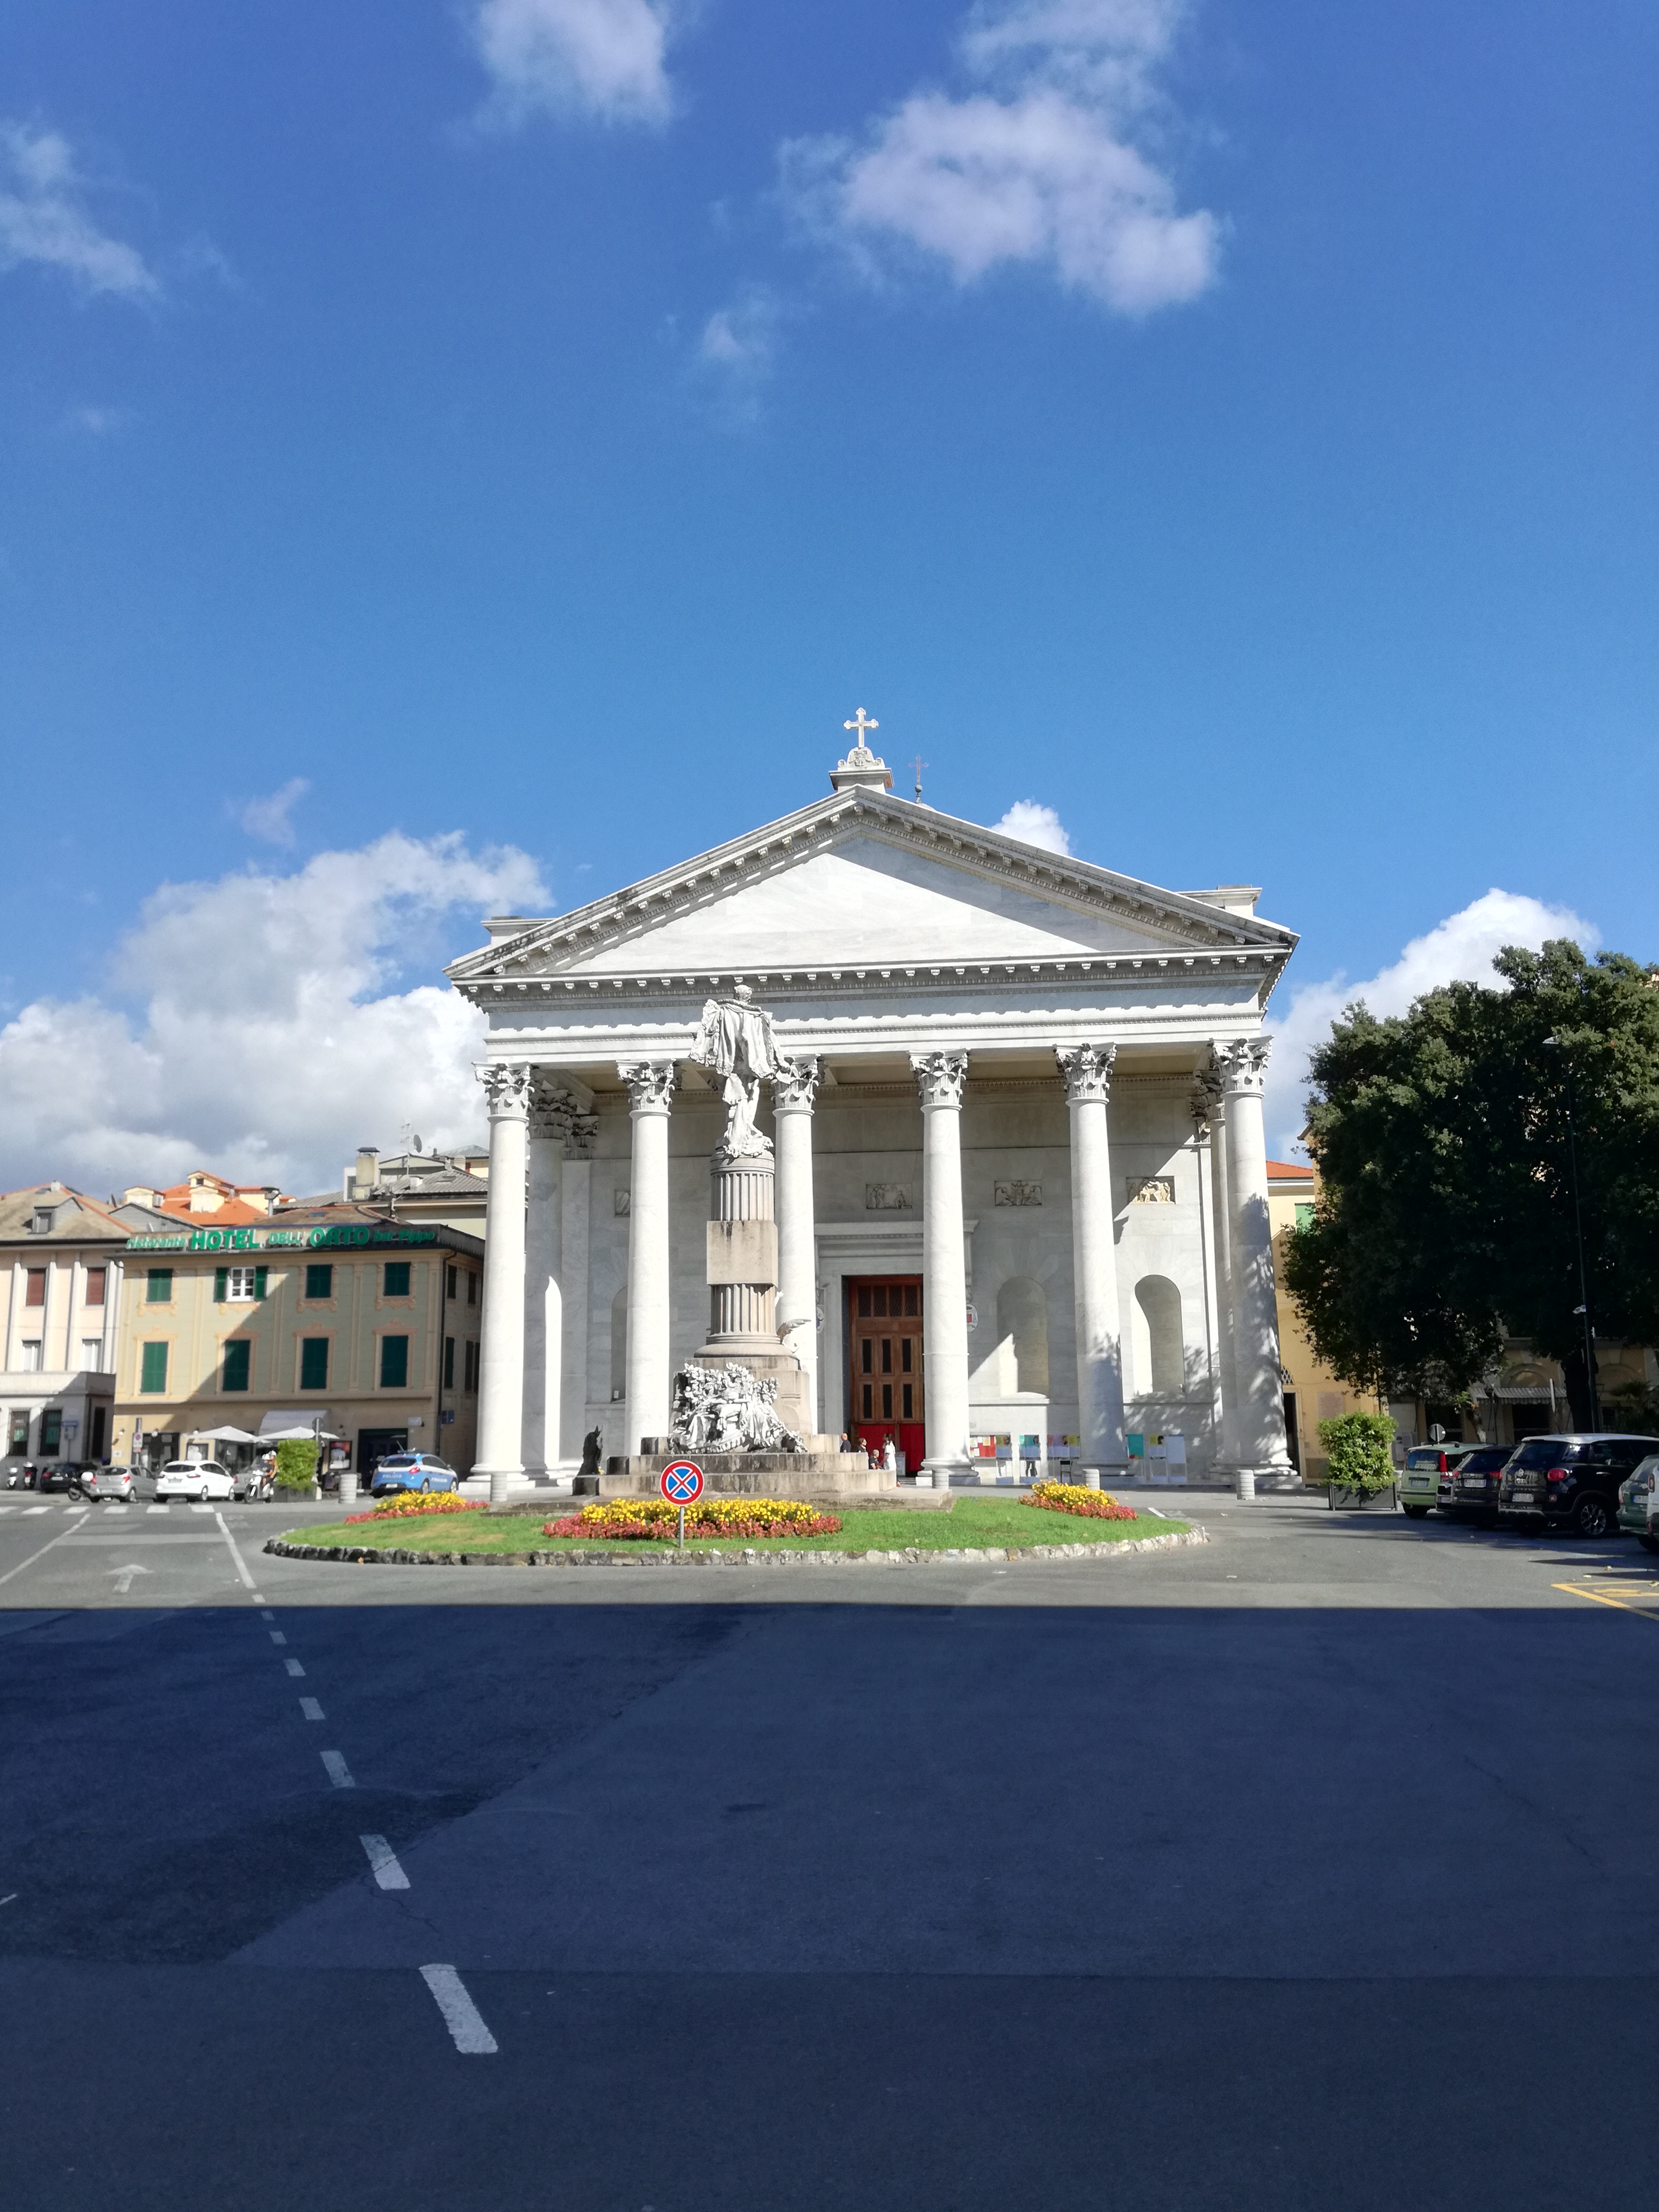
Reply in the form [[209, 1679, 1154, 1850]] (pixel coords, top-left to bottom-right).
[[1057, 1043, 1126, 1483], [772, 1055, 821, 1434], [1199, 1062, 1238, 1467], [911, 1052, 971, 1486], [474, 1061, 532, 1503], [1219, 1037, 1294, 1492], [618, 1060, 677, 1454], [559, 1111, 597, 1461], [522, 1083, 571, 1479]]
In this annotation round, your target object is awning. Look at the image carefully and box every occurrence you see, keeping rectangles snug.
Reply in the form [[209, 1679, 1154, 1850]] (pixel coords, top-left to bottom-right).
[[261, 1425, 341, 1442], [258, 1409, 332, 1436], [1484, 1384, 1557, 1404], [187, 1424, 264, 1444]]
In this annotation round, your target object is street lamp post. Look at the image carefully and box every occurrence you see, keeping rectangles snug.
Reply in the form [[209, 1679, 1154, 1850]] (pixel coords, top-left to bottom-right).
[[1543, 1036, 1599, 1431]]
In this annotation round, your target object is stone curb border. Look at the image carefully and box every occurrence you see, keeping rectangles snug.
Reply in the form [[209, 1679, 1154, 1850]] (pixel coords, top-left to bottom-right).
[[262, 1529, 1208, 1569]]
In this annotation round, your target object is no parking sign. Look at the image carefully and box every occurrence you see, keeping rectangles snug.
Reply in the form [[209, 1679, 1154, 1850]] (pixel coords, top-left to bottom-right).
[[659, 1461, 705, 1504]]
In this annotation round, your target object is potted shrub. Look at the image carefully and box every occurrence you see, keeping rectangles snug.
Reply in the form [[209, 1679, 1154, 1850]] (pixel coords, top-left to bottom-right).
[[1318, 1411, 1397, 1510], [274, 1437, 319, 1499]]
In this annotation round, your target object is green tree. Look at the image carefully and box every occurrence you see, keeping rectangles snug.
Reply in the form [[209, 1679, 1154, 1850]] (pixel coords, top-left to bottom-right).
[[1281, 940, 1659, 1428]]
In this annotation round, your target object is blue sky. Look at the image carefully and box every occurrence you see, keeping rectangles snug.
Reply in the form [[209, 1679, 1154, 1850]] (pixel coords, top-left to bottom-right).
[[0, 1, 1653, 1188]]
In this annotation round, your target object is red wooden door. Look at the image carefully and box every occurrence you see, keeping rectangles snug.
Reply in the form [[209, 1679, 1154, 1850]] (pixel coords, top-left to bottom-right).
[[847, 1276, 926, 1472]]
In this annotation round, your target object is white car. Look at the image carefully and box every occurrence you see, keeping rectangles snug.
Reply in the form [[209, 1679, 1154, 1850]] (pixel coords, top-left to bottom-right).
[[155, 1459, 236, 1501]]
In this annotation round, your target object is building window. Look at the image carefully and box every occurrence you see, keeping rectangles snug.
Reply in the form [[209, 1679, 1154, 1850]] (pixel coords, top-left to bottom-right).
[[9, 1412, 28, 1453], [380, 1335, 409, 1389], [466, 1271, 477, 1307], [445, 1264, 457, 1301], [81, 1339, 104, 1372], [20, 1340, 41, 1373], [443, 1336, 455, 1389], [1294, 1202, 1314, 1230], [300, 1338, 329, 1390], [25, 1268, 46, 1308], [305, 1263, 333, 1301], [146, 1269, 173, 1304], [86, 1266, 106, 1306], [217, 1265, 264, 1303], [31, 1208, 54, 1235], [383, 1261, 412, 1300], [140, 1341, 170, 1394], [222, 1340, 252, 1393], [40, 1408, 62, 1456], [464, 1340, 479, 1393]]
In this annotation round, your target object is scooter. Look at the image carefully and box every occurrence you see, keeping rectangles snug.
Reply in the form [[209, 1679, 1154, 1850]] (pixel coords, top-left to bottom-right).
[[5, 1463, 39, 1491]]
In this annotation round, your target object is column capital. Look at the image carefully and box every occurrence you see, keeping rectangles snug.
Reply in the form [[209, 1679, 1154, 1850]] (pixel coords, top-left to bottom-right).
[[911, 1051, 968, 1111], [564, 1111, 599, 1160], [1215, 1037, 1272, 1097], [618, 1060, 677, 1114], [527, 1079, 576, 1145], [477, 1062, 534, 1120], [1056, 1042, 1116, 1105], [772, 1054, 821, 1113]]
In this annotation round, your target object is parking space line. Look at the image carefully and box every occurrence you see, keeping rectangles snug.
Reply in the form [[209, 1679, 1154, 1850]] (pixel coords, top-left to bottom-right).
[[361, 1835, 409, 1890], [420, 1965, 497, 2054], [1552, 1581, 1659, 1624], [300, 1697, 324, 1721], [321, 1750, 355, 1788], [285, 1656, 305, 1677]]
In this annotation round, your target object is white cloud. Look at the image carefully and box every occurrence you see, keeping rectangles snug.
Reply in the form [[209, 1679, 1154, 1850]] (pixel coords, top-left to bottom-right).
[[0, 121, 156, 298], [781, 0, 1218, 313], [1264, 889, 1602, 1162], [236, 777, 311, 848], [470, 0, 678, 126], [694, 288, 783, 424], [994, 799, 1073, 854], [0, 832, 547, 1197]]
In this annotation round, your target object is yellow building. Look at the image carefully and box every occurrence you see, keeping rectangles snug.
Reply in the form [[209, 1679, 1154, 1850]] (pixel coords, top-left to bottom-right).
[[1267, 1159, 1379, 1485], [111, 1204, 485, 1478]]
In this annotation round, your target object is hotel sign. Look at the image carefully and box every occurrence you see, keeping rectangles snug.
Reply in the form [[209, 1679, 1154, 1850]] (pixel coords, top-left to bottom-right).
[[124, 1226, 440, 1253]]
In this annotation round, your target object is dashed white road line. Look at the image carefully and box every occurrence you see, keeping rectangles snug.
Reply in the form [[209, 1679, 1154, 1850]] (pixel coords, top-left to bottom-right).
[[300, 1696, 324, 1721], [420, 1965, 497, 2054], [213, 1510, 258, 1590], [285, 1656, 305, 1677], [270, 1630, 288, 1646], [260, 1608, 275, 1621], [321, 1749, 355, 1788], [22, 1505, 48, 1517], [361, 1834, 409, 1890]]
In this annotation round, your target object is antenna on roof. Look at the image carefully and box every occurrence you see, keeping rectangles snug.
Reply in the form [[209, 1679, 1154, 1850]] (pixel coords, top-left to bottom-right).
[[912, 755, 926, 802]]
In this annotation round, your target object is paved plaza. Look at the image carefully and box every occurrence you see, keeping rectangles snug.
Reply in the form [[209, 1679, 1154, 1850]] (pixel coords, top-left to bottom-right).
[[2, 1492, 1655, 2209]]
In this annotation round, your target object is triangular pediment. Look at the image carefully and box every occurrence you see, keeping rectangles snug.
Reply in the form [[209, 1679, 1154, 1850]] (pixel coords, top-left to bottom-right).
[[448, 792, 1294, 990]]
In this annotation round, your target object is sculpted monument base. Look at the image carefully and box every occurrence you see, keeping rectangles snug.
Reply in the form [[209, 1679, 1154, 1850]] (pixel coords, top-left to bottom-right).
[[598, 1446, 897, 1502]]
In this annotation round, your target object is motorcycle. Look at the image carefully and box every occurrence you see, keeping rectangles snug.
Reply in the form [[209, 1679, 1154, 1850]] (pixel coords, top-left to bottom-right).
[[5, 1462, 39, 1491]]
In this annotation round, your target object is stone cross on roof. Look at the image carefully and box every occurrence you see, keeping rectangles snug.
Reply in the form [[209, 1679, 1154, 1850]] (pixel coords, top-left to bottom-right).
[[831, 708, 893, 793]]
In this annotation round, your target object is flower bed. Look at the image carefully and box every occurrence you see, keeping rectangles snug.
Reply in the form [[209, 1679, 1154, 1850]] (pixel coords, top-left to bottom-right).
[[544, 1496, 842, 1541], [1027, 1481, 1138, 1522], [344, 1493, 487, 1524]]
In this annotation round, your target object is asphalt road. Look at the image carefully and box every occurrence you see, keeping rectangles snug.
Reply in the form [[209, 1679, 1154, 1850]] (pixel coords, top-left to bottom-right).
[[3, 1491, 1657, 2210]]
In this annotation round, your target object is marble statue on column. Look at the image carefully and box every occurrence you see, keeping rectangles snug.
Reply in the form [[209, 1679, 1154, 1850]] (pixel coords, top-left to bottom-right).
[[692, 984, 780, 1162]]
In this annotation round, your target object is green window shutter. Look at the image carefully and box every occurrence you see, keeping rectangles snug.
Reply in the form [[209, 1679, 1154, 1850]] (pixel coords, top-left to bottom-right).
[[300, 1338, 329, 1390], [305, 1263, 332, 1301], [380, 1334, 409, 1389], [443, 1336, 455, 1389], [140, 1341, 169, 1393], [214, 1268, 228, 1303], [147, 1268, 172, 1303], [254, 1266, 267, 1301], [383, 1261, 412, 1299], [222, 1340, 251, 1393]]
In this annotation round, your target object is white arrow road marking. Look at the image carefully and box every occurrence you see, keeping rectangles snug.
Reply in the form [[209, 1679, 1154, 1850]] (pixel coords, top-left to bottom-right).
[[300, 1697, 324, 1721], [420, 1965, 497, 2054], [108, 1563, 152, 1595], [361, 1834, 409, 1890], [321, 1750, 355, 1788]]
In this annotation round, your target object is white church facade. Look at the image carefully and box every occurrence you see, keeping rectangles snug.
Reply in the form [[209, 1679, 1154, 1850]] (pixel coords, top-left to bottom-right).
[[447, 735, 1300, 1495]]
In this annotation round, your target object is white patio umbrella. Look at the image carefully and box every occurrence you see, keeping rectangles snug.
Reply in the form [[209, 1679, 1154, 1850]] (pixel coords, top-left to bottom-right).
[[187, 1425, 265, 1445], [261, 1426, 341, 1442]]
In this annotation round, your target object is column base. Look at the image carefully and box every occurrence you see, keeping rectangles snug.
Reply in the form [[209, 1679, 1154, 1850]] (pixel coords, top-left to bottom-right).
[[474, 1462, 524, 1506], [1225, 1464, 1301, 1499]]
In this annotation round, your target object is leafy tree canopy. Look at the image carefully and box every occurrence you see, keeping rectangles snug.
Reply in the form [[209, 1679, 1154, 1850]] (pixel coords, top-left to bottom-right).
[[1281, 940, 1659, 1425]]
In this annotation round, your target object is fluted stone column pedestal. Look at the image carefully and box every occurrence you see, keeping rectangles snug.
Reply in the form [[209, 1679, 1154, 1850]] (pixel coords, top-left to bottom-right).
[[685, 1147, 815, 1448]]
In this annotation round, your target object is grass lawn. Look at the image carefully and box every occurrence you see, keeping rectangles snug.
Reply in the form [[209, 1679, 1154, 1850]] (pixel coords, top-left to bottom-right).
[[274, 1495, 1191, 1557]]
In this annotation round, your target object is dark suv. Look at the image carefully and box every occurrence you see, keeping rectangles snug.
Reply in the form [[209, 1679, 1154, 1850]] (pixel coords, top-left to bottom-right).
[[1497, 1434, 1659, 1537], [1438, 1443, 1513, 1521]]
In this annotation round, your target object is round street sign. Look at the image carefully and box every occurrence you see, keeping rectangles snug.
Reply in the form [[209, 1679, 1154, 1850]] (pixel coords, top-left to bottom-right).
[[660, 1460, 705, 1504]]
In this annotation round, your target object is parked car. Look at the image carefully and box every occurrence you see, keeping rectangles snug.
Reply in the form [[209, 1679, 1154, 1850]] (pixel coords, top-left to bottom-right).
[[1436, 1444, 1514, 1521], [370, 1452, 460, 1497], [65, 1465, 134, 1502], [1619, 1454, 1659, 1549], [25, 1461, 100, 1495], [1497, 1434, 1659, 1537], [154, 1459, 237, 1501], [1400, 1445, 1473, 1517]]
